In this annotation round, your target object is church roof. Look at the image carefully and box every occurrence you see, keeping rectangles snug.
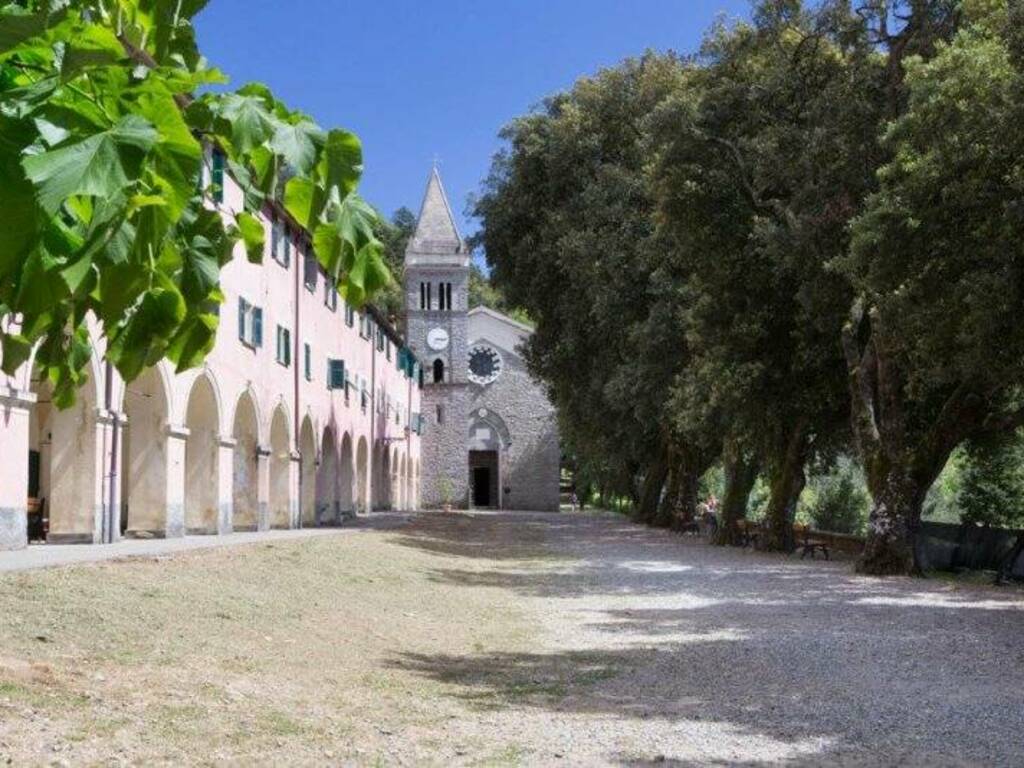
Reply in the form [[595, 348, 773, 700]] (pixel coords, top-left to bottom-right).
[[468, 305, 535, 335], [406, 166, 464, 261]]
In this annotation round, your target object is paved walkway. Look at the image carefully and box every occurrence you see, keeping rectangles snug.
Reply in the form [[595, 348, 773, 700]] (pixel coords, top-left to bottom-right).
[[0, 512, 412, 572]]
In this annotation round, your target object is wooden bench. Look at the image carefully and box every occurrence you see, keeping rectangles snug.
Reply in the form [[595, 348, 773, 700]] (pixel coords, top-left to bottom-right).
[[676, 519, 701, 536], [793, 523, 830, 560], [735, 519, 762, 549]]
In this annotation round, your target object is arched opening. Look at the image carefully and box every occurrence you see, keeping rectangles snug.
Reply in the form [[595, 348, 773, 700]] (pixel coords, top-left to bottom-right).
[[356, 436, 369, 513], [340, 432, 354, 516], [269, 406, 291, 529], [231, 392, 261, 531], [299, 417, 317, 527], [433, 358, 445, 383], [121, 366, 171, 538], [29, 370, 99, 543], [468, 410, 509, 510], [316, 426, 338, 525], [184, 374, 220, 534]]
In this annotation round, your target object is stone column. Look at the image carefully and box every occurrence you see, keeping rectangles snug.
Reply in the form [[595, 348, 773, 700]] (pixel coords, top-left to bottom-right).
[[94, 408, 126, 545], [0, 389, 34, 551], [164, 425, 188, 538], [289, 451, 301, 528], [217, 436, 236, 535], [256, 446, 271, 532]]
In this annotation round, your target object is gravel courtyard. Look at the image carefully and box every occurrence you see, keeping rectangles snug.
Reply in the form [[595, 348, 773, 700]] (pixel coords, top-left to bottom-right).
[[1, 510, 1022, 766]]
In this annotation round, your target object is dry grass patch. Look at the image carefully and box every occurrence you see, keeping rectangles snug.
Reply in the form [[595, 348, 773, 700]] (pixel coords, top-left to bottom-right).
[[0, 517, 548, 766]]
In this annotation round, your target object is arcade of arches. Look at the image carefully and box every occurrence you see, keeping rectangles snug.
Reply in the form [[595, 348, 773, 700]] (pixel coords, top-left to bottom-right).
[[7, 364, 420, 548]]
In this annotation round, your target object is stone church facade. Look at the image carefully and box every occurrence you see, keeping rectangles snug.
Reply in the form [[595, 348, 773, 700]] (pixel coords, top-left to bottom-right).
[[404, 169, 560, 511]]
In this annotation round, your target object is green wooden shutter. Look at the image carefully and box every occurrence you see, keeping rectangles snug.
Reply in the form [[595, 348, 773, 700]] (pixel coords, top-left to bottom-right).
[[253, 307, 263, 347], [238, 298, 248, 341], [212, 149, 225, 203]]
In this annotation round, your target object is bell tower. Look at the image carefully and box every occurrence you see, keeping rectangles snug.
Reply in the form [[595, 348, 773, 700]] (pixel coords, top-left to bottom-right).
[[404, 167, 470, 508]]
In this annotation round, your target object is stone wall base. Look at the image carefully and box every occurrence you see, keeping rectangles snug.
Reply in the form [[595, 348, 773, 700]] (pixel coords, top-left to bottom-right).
[[0, 507, 27, 551], [46, 533, 96, 545]]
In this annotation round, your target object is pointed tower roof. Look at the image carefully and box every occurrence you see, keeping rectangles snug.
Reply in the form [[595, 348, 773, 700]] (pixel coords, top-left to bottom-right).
[[406, 166, 467, 266]]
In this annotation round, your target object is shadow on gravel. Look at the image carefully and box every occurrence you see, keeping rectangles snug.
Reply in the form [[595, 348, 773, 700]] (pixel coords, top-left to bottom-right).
[[390, 511, 561, 561], [389, 510, 1024, 767]]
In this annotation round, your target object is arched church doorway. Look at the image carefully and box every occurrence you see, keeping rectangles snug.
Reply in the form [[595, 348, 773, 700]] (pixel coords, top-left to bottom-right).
[[467, 409, 511, 510]]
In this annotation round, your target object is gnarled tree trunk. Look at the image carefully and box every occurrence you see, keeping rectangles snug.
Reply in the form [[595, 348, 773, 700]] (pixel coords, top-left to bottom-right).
[[634, 447, 669, 526], [842, 302, 984, 576], [655, 445, 713, 529], [714, 438, 759, 546], [760, 422, 808, 552], [858, 463, 927, 575]]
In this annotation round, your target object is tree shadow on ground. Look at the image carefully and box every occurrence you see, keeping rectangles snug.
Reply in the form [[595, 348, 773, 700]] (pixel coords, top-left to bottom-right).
[[389, 511, 564, 561], [388, 511, 1024, 766]]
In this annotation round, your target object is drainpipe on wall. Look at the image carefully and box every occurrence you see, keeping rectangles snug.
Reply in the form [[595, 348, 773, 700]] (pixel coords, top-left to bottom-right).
[[406, 356, 413, 508], [104, 359, 119, 544], [369, 319, 376, 512], [293, 233, 302, 527]]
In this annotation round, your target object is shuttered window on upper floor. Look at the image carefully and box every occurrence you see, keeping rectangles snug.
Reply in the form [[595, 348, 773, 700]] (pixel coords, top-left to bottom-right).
[[303, 247, 317, 291], [211, 149, 225, 203], [327, 359, 346, 390], [276, 325, 291, 367], [238, 298, 262, 349]]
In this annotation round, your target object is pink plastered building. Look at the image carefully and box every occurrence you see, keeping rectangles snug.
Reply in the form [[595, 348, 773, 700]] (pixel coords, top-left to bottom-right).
[[0, 150, 423, 551]]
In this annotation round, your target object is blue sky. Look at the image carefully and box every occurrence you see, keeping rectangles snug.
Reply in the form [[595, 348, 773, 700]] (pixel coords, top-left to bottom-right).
[[194, 1, 752, 238]]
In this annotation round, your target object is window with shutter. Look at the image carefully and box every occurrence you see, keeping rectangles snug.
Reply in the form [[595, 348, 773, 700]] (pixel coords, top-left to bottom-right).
[[212, 149, 225, 203], [238, 298, 248, 342], [327, 359, 346, 390], [303, 249, 317, 291], [238, 299, 263, 348], [276, 326, 290, 367]]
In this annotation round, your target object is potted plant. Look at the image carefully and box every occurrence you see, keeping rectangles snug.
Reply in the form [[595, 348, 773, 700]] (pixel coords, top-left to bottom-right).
[[439, 477, 454, 513]]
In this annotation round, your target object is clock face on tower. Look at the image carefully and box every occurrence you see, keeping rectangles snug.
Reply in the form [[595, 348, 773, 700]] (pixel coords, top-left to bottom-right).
[[468, 345, 502, 386], [427, 327, 450, 351]]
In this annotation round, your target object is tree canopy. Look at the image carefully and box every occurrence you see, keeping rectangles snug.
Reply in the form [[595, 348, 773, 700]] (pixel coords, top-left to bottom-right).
[[0, 0, 389, 407], [476, 0, 1024, 575]]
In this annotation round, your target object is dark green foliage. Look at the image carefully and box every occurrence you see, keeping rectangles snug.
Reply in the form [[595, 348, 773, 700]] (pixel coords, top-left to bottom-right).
[[374, 206, 416, 320], [475, 53, 700, 522], [473, 0, 1024, 575], [805, 459, 870, 535], [958, 434, 1024, 529], [841, 1, 1024, 573]]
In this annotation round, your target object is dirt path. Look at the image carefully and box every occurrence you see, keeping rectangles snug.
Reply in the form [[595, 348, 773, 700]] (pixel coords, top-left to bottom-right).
[[1, 510, 1022, 766]]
